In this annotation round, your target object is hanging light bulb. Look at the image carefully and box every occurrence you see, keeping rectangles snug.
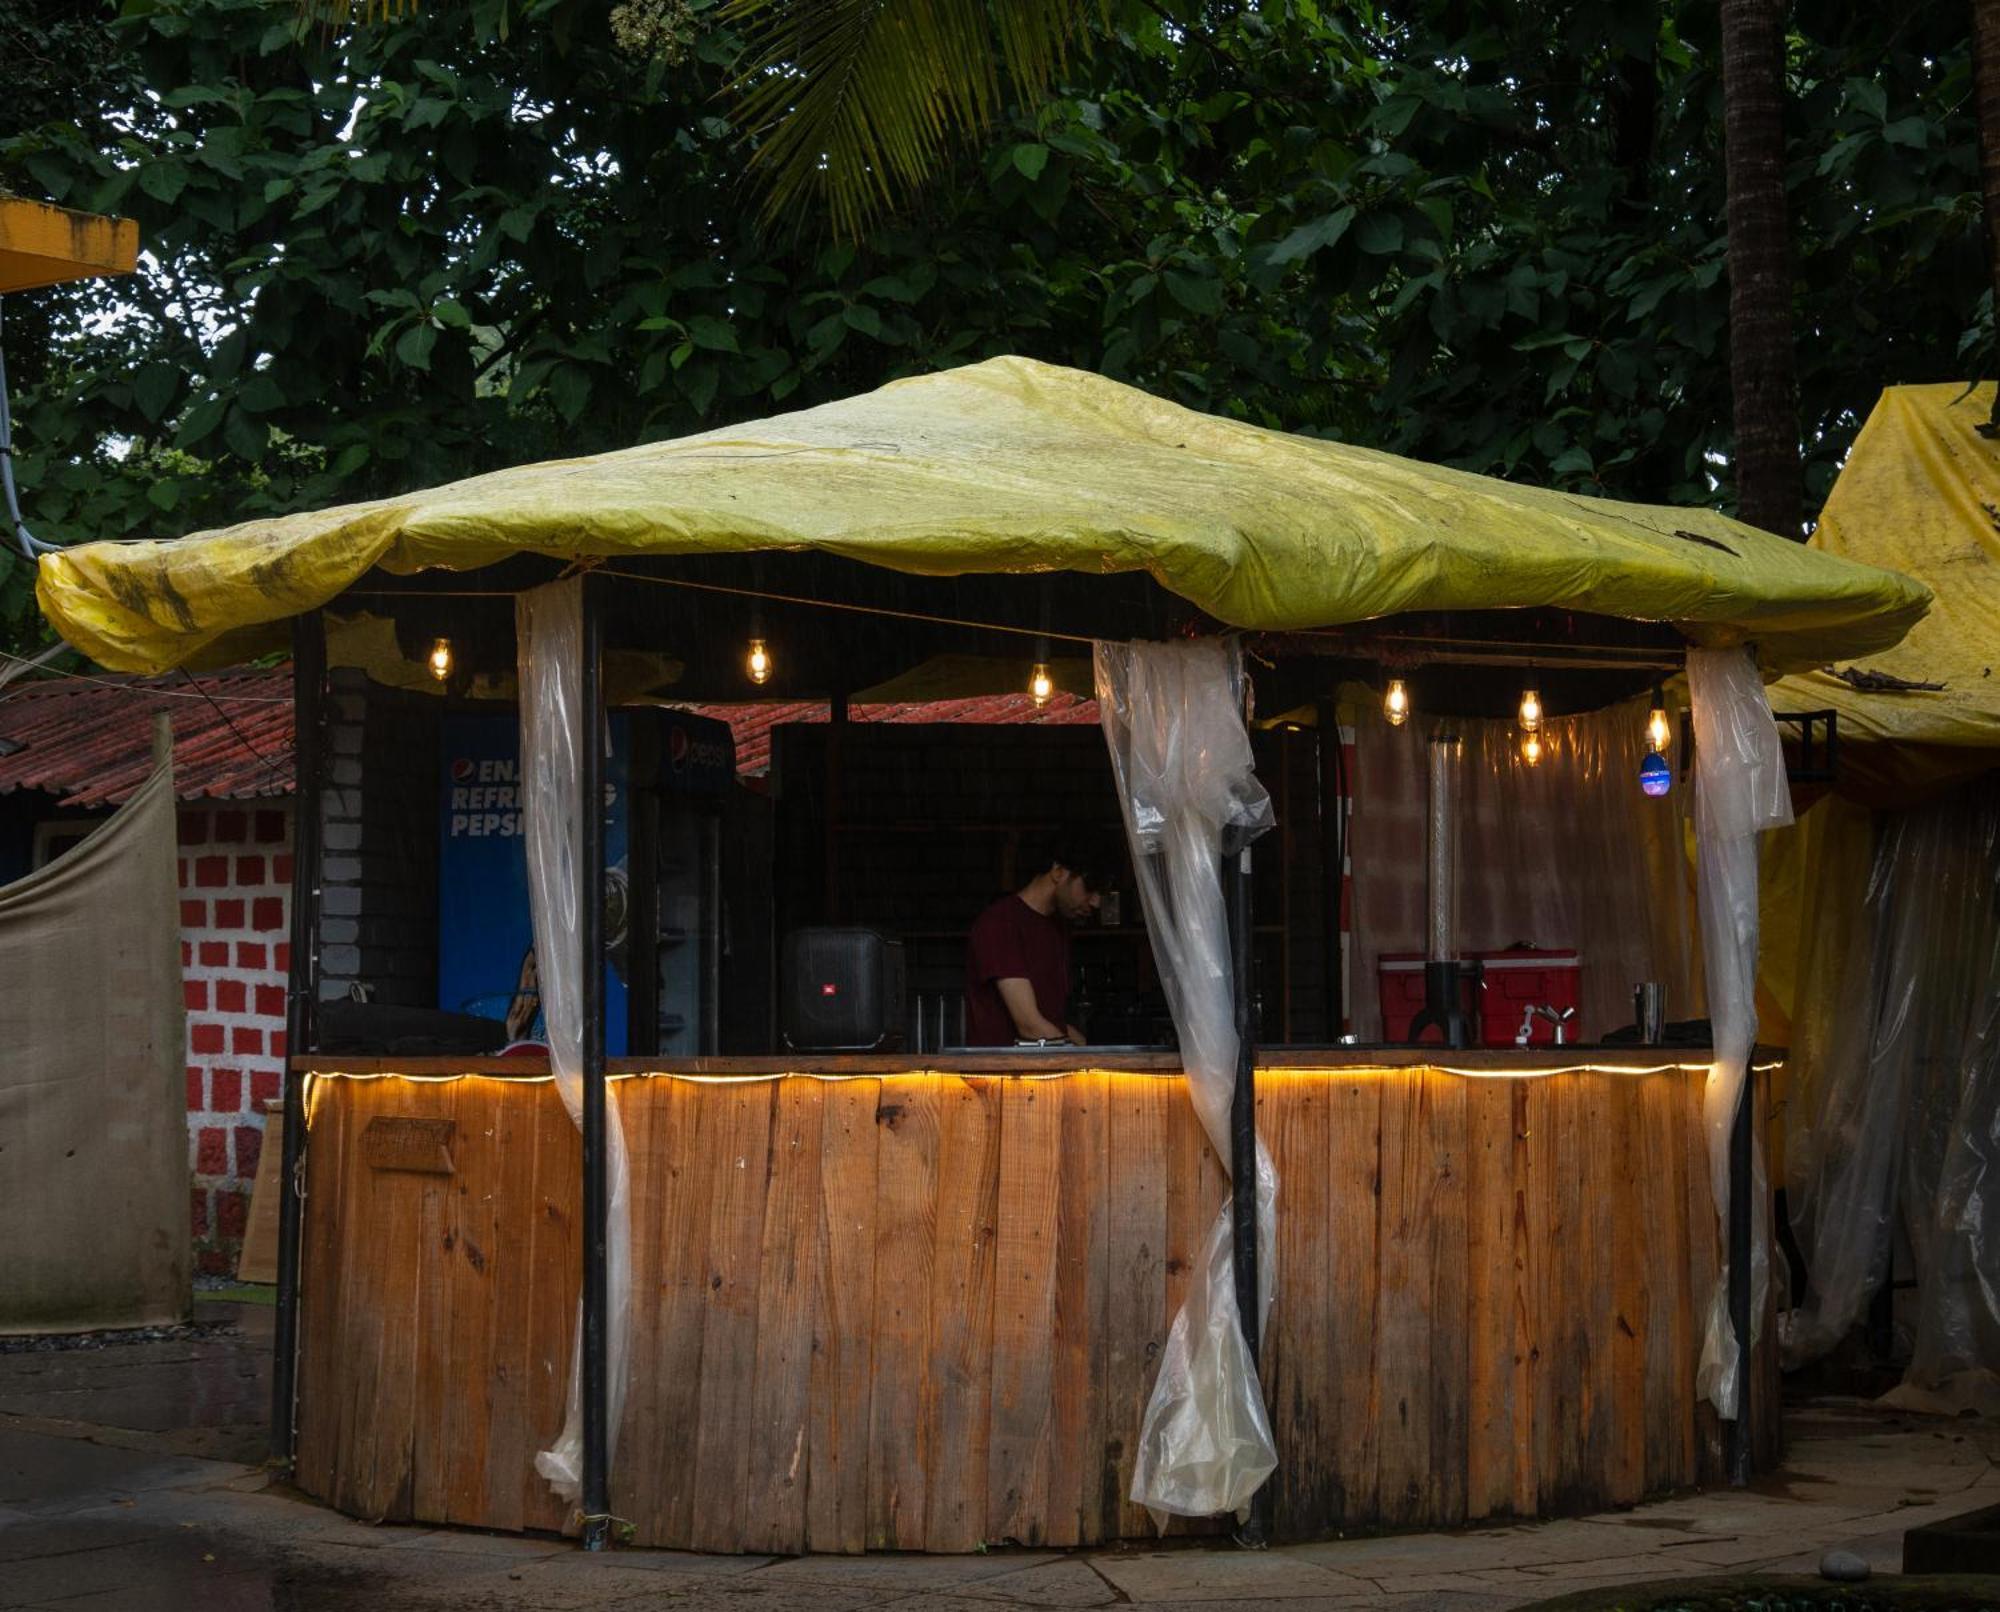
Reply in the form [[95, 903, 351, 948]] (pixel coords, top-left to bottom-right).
[[1384, 677, 1410, 727], [1646, 686, 1672, 755], [1518, 681, 1543, 734], [1639, 751, 1673, 797], [746, 637, 772, 686], [1520, 730, 1544, 767], [427, 637, 453, 683], [1029, 662, 1055, 706]]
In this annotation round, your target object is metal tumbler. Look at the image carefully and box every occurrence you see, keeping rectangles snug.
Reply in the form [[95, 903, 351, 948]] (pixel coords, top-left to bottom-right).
[[1634, 982, 1666, 1045]]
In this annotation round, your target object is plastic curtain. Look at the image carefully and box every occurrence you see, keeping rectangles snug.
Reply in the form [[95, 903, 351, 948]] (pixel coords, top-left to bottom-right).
[[1346, 696, 1696, 1042], [1688, 646, 1793, 1417], [1095, 637, 1278, 1524], [1783, 783, 2000, 1410], [519, 577, 633, 1506]]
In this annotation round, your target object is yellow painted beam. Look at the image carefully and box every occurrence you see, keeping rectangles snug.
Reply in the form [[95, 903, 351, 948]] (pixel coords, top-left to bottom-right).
[[0, 199, 139, 294]]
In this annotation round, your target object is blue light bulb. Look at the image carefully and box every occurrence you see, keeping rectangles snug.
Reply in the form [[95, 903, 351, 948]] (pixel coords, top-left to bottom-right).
[[1639, 752, 1672, 797]]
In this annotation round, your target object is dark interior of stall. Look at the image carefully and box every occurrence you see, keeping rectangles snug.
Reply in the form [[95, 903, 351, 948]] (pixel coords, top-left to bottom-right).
[[305, 553, 1698, 1061]]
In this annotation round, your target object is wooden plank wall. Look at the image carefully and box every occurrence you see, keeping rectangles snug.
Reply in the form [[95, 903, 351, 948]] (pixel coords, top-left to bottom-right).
[[295, 1075, 579, 1534], [296, 1064, 1770, 1553], [1259, 1065, 1736, 1538]]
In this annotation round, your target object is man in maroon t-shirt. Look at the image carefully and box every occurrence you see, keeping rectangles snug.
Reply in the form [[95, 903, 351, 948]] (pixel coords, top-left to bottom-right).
[[964, 833, 1114, 1045]]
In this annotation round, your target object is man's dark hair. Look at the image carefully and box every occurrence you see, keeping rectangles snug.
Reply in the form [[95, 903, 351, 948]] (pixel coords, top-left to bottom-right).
[[1039, 827, 1122, 892]]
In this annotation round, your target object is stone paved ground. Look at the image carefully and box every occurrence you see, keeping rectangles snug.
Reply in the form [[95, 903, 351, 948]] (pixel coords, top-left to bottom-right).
[[2, 1304, 1997, 1610]]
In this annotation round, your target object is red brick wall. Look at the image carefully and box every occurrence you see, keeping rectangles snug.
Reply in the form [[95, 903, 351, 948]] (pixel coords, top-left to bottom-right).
[[177, 801, 292, 1275]]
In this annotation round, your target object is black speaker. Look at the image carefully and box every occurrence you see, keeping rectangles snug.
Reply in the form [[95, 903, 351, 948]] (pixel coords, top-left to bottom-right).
[[780, 928, 907, 1051]]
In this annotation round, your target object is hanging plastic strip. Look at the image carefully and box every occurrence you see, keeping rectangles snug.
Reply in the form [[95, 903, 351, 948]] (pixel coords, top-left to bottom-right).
[[1096, 635, 1278, 1523], [519, 577, 634, 1503], [1688, 646, 1793, 1417]]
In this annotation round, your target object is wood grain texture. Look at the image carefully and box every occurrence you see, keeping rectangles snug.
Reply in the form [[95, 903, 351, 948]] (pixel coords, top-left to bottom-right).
[[295, 1064, 1767, 1552], [807, 1079, 880, 1553], [867, 1077, 939, 1549], [1047, 1078, 1109, 1547], [1324, 1075, 1382, 1527], [689, 1084, 777, 1554], [988, 1080, 1062, 1546], [921, 1078, 1001, 1552], [1265, 1073, 1333, 1537], [1103, 1076, 1169, 1542], [744, 1079, 823, 1554]]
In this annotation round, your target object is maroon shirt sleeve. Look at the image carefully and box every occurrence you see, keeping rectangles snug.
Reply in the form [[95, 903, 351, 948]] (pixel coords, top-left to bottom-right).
[[968, 900, 1030, 986]]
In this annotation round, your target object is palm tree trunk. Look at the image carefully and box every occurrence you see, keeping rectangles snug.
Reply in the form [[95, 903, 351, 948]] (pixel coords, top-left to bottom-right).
[[1720, 0, 1802, 538], [1971, 0, 2000, 430]]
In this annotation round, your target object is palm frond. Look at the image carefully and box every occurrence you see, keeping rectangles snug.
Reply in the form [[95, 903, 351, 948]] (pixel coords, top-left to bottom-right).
[[721, 0, 1098, 237]]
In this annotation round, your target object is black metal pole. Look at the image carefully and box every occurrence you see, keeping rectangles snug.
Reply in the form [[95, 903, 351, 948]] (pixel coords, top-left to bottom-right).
[[1223, 840, 1268, 1540], [579, 582, 611, 1548], [1728, 1069, 1755, 1486], [270, 609, 324, 1468], [1315, 700, 1344, 1040]]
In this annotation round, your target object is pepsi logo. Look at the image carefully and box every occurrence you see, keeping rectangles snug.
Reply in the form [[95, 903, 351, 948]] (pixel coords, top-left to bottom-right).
[[451, 758, 474, 781]]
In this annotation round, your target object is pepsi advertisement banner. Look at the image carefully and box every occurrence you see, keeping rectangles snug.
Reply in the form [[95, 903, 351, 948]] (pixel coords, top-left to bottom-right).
[[438, 712, 632, 1056]]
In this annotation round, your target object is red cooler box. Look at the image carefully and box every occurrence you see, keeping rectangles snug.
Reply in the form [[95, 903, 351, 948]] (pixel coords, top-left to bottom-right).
[[1377, 948, 1582, 1046], [1474, 947, 1581, 1046], [1377, 953, 1476, 1045]]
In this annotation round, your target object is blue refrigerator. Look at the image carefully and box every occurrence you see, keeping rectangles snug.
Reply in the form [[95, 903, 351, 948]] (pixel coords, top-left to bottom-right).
[[437, 708, 735, 1057]]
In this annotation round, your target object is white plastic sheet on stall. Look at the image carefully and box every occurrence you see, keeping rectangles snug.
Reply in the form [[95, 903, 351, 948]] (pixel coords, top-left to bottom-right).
[[519, 577, 634, 1508], [1095, 636, 1278, 1524], [1688, 646, 1793, 1418], [1783, 785, 2000, 1411]]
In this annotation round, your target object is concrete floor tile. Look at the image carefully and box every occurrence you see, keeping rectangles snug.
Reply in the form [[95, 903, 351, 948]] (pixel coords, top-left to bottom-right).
[[937, 1558, 1122, 1606], [1088, 1550, 1370, 1601], [754, 1552, 1064, 1593]]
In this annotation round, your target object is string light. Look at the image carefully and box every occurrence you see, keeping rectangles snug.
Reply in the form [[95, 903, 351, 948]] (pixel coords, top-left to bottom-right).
[[1384, 677, 1410, 727], [1029, 662, 1054, 706], [1646, 685, 1672, 754], [1518, 681, 1542, 733], [427, 637, 453, 682], [1520, 730, 1544, 767], [746, 637, 772, 685]]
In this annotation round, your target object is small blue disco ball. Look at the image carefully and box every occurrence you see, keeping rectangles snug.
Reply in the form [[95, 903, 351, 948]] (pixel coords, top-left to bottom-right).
[[1639, 752, 1672, 797]]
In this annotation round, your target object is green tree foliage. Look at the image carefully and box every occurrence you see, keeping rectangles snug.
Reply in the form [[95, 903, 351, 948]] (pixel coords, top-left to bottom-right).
[[0, 0, 1985, 654]]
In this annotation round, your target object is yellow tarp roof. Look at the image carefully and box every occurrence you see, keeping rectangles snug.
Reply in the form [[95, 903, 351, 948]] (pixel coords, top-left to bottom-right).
[[1768, 383, 2000, 801], [38, 356, 1929, 675], [0, 199, 137, 294]]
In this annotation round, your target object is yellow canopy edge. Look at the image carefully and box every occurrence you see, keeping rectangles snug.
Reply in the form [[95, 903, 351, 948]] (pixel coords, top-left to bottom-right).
[[38, 356, 1930, 675], [0, 199, 138, 294], [1767, 382, 2000, 803]]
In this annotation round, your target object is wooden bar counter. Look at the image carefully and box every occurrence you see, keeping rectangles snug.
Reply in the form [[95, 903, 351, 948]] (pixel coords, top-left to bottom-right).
[[292, 1050, 1778, 1550]]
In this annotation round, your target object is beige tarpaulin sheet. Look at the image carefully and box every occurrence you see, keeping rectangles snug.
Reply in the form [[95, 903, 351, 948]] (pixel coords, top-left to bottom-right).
[[1769, 382, 2000, 805], [0, 724, 189, 1333], [40, 357, 1928, 676]]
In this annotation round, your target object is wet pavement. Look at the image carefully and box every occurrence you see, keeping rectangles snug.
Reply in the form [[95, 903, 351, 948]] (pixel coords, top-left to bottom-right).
[[3, 1304, 1999, 1609]]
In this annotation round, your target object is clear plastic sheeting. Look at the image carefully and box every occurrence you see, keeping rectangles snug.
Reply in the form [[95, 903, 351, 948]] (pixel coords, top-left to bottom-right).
[[1688, 647, 1793, 1419], [1783, 784, 2000, 1409], [1095, 636, 1277, 1524], [519, 577, 633, 1507], [1347, 696, 1695, 1042]]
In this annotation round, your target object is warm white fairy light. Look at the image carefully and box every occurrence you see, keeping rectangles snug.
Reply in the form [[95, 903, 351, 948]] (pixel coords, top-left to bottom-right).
[[1029, 662, 1055, 706], [746, 637, 772, 685], [1384, 677, 1410, 727], [427, 637, 453, 682]]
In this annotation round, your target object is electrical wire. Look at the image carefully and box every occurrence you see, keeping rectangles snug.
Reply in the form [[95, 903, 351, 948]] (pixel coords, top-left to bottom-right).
[[0, 298, 56, 561], [177, 666, 291, 789], [0, 649, 293, 703], [349, 569, 1105, 647]]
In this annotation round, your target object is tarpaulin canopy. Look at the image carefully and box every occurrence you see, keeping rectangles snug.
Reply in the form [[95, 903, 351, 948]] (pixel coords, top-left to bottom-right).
[[39, 357, 1929, 676], [1769, 383, 2000, 803]]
